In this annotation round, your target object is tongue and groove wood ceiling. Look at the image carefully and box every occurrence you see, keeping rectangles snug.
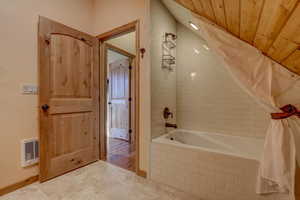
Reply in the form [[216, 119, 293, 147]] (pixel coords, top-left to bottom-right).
[[174, 0, 300, 75]]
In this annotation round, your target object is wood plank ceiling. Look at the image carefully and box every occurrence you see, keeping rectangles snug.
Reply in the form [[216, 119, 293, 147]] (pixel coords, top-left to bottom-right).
[[174, 0, 300, 75]]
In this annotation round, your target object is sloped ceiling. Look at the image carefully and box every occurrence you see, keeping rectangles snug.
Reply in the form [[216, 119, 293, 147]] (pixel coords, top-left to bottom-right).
[[162, 0, 205, 38], [167, 0, 300, 75]]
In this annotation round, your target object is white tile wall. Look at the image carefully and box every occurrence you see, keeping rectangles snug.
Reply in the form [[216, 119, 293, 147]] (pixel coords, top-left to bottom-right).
[[176, 24, 270, 138], [150, 141, 289, 200], [151, 9, 271, 139], [151, 0, 177, 138]]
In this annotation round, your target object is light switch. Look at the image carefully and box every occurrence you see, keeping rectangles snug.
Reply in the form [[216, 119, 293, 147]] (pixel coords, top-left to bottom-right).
[[22, 85, 38, 95]]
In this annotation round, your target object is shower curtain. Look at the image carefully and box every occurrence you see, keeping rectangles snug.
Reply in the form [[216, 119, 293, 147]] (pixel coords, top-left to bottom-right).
[[192, 14, 300, 200]]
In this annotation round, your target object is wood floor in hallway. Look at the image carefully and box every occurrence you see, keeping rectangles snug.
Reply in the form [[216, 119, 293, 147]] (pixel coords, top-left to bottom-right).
[[107, 138, 135, 172]]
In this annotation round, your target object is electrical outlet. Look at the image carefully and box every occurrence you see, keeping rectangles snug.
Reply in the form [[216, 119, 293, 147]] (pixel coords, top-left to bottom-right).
[[22, 85, 38, 95]]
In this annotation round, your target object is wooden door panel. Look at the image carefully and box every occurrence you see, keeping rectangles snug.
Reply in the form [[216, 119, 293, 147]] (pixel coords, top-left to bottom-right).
[[109, 59, 130, 141], [51, 148, 95, 176], [39, 17, 99, 182], [50, 35, 92, 98], [52, 113, 92, 157], [111, 67, 129, 99], [111, 103, 129, 128], [49, 98, 93, 114]]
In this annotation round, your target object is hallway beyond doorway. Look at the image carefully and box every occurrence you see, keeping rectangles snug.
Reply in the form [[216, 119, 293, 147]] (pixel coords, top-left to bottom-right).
[[107, 138, 135, 171]]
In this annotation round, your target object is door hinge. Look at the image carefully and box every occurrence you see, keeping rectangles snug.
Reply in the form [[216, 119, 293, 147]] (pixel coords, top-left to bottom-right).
[[107, 79, 109, 84], [128, 97, 132, 101], [45, 34, 51, 45], [129, 66, 132, 70], [140, 48, 146, 58], [129, 129, 132, 134], [45, 39, 50, 45]]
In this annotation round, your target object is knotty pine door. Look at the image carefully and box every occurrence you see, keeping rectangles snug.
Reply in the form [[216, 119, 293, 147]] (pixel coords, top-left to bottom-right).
[[38, 17, 100, 182]]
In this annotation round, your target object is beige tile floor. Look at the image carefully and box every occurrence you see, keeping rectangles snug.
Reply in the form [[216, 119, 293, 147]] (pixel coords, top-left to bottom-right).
[[0, 161, 200, 200]]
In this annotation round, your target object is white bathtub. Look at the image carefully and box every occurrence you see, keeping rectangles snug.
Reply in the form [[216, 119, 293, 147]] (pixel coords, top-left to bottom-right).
[[150, 130, 288, 200], [154, 129, 264, 160]]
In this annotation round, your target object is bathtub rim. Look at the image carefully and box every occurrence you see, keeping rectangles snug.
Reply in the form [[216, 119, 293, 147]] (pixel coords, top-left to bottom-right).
[[152, 129, 264, 161]]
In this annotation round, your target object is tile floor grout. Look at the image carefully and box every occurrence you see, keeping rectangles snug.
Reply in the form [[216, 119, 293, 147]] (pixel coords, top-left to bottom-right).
[[0, 161, 200, 200]]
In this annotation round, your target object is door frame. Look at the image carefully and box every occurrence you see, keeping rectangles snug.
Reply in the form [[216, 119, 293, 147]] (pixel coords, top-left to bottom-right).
[[97, 20, 143, 176]]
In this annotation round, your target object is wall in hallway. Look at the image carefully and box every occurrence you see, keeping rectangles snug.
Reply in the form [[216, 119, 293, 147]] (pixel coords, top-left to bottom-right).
[[107, 32, 136, 55], [107, 50, 129, 64]]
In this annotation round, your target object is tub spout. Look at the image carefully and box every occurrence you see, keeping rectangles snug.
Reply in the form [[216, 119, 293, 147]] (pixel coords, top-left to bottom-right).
[[165, 123, 177, 129]]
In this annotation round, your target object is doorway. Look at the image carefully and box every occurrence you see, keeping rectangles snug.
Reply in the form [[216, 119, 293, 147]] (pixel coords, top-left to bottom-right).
[[106, 42, 135, 171], [98, 21, 141, 174]]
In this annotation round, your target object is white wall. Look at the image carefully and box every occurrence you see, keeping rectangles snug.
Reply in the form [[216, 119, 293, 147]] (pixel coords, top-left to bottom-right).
[[0, 0, 152, 188], [107, 32, 136, 55], [107, 50, 129, 64], [176, 23, 269, 138], [0, 0, 94, 188], [151, 0, 177, 139]]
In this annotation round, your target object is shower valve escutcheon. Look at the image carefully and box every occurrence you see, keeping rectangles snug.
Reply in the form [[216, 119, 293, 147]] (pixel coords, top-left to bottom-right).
[[163, 107, 174, 119]]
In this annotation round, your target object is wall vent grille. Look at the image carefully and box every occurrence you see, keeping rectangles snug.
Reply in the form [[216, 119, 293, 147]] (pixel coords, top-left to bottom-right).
[[21, 138, 39, 167]]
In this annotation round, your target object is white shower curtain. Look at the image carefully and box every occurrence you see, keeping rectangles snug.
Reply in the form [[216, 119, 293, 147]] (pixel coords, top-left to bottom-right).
[[192, 14, 300, 200]]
